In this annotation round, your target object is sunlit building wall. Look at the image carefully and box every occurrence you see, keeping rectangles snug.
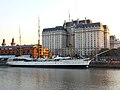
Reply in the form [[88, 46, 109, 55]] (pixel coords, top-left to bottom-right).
[[42, 26, 67, 56], [42, 19, 110, 56]]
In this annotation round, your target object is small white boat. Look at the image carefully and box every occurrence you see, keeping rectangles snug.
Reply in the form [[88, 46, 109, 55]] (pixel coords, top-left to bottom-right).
[[6, 56, 91, 68]]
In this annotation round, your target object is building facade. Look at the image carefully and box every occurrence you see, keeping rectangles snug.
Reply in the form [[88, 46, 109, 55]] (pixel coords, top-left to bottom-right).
[[42, 19, 110, 57], [42, 26, 68, 56], [103, 25, 110, 48], [0, 44, 49, 58], [110, 35, 120, 49]]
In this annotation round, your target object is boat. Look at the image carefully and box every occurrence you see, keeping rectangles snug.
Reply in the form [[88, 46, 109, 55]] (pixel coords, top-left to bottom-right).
[[6, 56, 91, 68], [6, 18, 91, 68]]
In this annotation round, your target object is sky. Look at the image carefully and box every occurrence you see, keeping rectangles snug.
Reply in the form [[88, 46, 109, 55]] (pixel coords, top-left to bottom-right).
[[0, 0, 120, 45]]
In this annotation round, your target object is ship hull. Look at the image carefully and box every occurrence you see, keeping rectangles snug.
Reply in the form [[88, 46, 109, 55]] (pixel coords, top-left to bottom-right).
[[8, 64, 89, 68], [7, 57, 91, 69]]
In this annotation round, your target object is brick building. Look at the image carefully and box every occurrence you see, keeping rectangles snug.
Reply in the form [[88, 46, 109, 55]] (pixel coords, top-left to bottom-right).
[[0, 44, 49, 58]]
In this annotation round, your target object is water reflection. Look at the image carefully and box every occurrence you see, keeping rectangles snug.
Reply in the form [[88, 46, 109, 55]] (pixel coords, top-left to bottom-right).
[[88, 68, 120, 90], [0, 67, 120, 90]]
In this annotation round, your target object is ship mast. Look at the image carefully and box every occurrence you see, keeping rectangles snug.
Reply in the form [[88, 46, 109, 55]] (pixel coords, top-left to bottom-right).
[[68, 12, 72, 57], [38, 16, 40, 58], [19, 26, 22, 56]]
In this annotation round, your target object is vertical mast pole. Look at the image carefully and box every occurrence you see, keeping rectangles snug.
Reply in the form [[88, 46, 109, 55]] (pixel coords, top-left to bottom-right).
[[68, 11, 70, 22], [19, 26, 22, 56], [68, 12, 72, 57], [38, 16, 40, 58], [19, 26, 21, 45]]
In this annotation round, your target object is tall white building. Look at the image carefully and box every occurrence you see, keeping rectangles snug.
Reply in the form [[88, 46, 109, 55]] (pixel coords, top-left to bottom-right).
[[42, 26, 68, 56], [103, 25, 110, 48], [74, 22, 109, 56], [42, 19, 110, 57]]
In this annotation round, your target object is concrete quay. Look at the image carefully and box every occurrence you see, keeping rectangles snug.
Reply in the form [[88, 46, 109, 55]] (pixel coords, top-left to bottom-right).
[[89, 60, 120, 68]]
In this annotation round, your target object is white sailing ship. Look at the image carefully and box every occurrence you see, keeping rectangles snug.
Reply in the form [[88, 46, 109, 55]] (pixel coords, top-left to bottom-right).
[[6, 56, 91, 68]]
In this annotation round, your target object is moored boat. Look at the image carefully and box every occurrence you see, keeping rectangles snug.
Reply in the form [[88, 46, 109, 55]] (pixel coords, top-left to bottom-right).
[[6, 56, 91, 68]]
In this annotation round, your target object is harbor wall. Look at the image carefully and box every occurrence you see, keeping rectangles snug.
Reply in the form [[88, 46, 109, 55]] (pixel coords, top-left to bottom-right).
[[89, 60, 120, 68]]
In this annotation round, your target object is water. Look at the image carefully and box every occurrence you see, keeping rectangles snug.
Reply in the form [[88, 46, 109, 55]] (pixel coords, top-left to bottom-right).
[[0, 67, 120, 90]]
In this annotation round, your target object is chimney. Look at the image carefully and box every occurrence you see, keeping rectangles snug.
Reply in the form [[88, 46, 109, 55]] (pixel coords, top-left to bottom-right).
[[11, 38, 15, 46], [2, 39, 6, 46]]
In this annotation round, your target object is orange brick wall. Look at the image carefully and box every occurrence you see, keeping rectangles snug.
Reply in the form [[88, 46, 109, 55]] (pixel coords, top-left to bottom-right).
[[0, 45, 49, 58]]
